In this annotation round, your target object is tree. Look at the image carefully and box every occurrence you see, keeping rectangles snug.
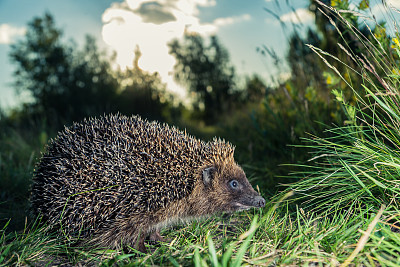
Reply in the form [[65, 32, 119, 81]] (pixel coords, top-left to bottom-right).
[[9, 13, 119, 126], [117, 47, 177, 122], [232, 0, 378, 188], [169, 33, 237, 124], [255, 0, 374, 143], [243, 75, 268, 103]]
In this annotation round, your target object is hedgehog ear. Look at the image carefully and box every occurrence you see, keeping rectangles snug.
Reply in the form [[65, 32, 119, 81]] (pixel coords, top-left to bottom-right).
[[202, 167, 215, 186]]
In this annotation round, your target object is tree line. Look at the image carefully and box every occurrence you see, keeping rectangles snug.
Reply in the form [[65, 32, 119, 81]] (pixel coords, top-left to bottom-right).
[[5, 13, 265, 129]]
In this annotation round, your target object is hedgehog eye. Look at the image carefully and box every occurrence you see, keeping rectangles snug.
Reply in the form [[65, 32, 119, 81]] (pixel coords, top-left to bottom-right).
[[229, 179, 239, 189]]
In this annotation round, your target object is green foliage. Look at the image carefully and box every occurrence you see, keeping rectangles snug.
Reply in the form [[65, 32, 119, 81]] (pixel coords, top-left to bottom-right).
[[223, 0, 377, 191], [169, 34, 238, 124], [0, 116, 47, 232], [9, 13, 119, 125], [281, 1, 400, 213]]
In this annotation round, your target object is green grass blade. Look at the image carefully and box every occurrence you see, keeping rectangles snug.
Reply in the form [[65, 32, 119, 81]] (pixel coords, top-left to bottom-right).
[[221, 243, 234, 267], [207, 236, 219, 267], [363, 85, 400, 121], [352, 165, 387, 189], [232, 215, 259, 267], [168, 256, 180, 267], [340, 159, 376, 200], [194, 247, 203, 267]]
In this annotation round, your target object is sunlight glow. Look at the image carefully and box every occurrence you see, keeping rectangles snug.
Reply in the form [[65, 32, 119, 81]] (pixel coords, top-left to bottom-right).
[[101, 0, 249, 97]]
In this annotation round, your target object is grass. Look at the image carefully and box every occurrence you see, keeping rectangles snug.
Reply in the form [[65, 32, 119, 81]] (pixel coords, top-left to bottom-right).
[[0, 128, 43, 233], [282, 1, 400, 213], [1, 196, 399, 266], [3, 2, 400, 266]]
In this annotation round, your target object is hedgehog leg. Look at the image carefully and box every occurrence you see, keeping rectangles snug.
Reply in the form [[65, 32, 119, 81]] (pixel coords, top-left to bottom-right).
[[136, 234, 147, 253], [149, 230, 167, 242]]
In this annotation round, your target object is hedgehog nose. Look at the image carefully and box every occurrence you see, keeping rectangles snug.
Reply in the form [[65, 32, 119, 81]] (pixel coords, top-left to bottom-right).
[[254, 196, 266, 208]]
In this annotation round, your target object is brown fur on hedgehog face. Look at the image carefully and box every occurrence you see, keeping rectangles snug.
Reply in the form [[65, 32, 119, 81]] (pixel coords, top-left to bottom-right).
[[186, 159, 265, 217]]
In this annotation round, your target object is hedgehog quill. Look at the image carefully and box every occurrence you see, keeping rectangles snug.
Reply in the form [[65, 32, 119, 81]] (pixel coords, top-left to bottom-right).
[[30, 114, 265, 252]]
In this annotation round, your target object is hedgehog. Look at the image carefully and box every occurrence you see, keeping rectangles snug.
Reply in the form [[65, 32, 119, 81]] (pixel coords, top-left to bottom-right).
[[30, 114, 265, 252]]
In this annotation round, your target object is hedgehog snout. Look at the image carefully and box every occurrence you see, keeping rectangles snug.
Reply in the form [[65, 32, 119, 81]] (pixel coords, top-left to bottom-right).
[[253, 195, 266, 208], [233, 192, 266, 210]]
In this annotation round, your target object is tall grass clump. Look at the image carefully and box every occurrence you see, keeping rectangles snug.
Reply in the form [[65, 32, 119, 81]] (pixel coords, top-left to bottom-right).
[[276, 3, 400, 263], [287, 1, 400, 213], [0, 117, 49, 232]]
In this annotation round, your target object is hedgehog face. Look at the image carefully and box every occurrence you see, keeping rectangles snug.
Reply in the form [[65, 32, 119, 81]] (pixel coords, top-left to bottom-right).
[[202, 163, 265, 213]]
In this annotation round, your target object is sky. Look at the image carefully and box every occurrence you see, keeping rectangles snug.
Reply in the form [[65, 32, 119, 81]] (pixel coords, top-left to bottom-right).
[[0, 0, 399, 110]]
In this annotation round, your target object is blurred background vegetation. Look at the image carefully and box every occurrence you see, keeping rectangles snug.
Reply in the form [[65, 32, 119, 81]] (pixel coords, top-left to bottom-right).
[[0, 0, 381, 232]]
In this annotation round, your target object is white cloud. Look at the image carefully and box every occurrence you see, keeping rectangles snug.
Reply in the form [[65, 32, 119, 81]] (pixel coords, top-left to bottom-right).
[[102, 0, 247, 96], [214, 14, 251, 26], [0, 24, 26, 44], [280, 8, 315, 24]]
